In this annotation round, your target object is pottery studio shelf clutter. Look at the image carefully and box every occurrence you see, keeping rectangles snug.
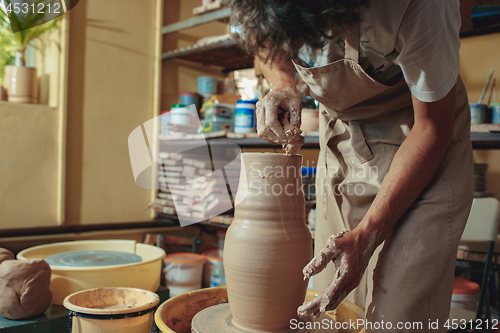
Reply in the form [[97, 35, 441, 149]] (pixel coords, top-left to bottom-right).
[[162, 7, 254, 72], [157, 127, 500, 149], [153, 127, 500, 240]]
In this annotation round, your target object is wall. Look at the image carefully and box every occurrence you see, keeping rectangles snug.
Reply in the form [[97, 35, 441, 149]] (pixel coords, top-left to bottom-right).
[[0, 17, 68, 230], [0, 103, 59, 228], [460, 32, 500, 198], [65, 0, 161, 225]]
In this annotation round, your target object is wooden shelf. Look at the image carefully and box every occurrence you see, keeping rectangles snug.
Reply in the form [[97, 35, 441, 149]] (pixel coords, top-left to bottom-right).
[[162, 8, 230, 35], [159, 131, 500, 150], [162, 36, 253, 71], [471, 132, 500, 149]]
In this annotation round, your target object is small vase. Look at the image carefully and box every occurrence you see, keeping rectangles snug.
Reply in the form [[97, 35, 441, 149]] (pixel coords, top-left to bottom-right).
[[4, 65, 38, 104], [224, 153, 313, 332]]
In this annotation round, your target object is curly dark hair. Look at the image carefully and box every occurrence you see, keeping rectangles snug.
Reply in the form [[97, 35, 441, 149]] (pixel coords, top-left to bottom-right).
[[224, 0, 370, 63]]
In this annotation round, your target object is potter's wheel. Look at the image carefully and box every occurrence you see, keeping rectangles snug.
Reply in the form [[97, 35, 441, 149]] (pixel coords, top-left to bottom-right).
[[17, 240, 166, 305], [44, 250, 142, 267], [191, 303, 338, 333]]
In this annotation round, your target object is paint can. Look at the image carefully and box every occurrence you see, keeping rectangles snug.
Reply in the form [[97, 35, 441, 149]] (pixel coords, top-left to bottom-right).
[[163, 253, 205, 297], [470, 103, 488, 124], [234, 99, 257, 133], [451, 277, 479, 312], [179, 92, 199, 109], [196, 76, 218, 95], [492, 103, 500, 124]]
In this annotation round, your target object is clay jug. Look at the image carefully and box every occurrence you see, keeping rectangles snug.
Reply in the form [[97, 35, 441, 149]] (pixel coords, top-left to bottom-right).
[[224, 153, 313, 332]]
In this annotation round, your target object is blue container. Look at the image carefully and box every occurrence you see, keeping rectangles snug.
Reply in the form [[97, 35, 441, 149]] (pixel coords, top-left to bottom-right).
[[196, 76, 218, 95], [234, 100, 257, 133], [301, 167, 316, 201], [470, 103, 488, 124], [179, 92, 199, 108], [492, 103, 500, 124]]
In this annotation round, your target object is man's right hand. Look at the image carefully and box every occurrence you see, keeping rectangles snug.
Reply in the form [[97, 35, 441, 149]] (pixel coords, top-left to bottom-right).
[[255, 84, 302, 145]]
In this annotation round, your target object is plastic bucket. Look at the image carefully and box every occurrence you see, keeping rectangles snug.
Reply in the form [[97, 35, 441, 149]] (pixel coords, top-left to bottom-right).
[[470, 103, 488, 124], [179, 92, 199, 107], [202, 249, 225, 287], [234, 100, 257, 133], [196, 76, 217, 95], [492, 103, 500, 124], [163, 253, 205, 297], [63, 287, 159, 333], [451, 277, 480, 312], [170, 104, 190, 125]]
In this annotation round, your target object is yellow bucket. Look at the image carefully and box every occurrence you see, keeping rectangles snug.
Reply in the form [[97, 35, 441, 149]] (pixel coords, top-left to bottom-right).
[[155, 287, 365, 333], [63, 287, 159, 333]]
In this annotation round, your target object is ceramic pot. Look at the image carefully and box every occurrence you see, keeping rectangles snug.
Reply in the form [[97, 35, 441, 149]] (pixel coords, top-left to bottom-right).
[[300, 108, 319, 132], [0, 86, 6, 101], [4, 65, 38, 104], [224, 153, 313, 332]]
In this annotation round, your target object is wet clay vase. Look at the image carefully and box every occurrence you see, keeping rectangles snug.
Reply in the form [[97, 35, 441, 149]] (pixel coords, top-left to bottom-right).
[[224, 153, 313, 332]]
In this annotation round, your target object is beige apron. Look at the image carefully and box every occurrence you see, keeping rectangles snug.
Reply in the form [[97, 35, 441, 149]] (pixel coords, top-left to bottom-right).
[[294, 26, 474, 331]]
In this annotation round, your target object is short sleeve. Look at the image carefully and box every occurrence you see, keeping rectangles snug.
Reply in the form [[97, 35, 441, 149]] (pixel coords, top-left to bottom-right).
[[393, 0, 461, 102]]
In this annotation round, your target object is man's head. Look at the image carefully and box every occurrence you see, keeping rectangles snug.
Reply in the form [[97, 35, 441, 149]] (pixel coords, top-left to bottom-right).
[[224, 0, 370, 62]]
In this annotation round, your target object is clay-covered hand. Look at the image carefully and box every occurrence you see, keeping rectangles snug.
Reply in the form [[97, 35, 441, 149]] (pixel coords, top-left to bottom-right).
[[0, 259, 52, 320], [255, 85, 304, 155], [0, 248, 15, 264], [297, 230, 375, 318]]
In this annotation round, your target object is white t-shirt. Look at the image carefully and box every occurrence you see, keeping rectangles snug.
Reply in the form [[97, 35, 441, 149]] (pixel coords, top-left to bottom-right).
[[297, 0, 461, 103]]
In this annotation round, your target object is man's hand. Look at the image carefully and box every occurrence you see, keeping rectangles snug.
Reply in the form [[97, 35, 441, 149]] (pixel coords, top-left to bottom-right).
[[255, 85, 304, 154], [298, 229, 376, 318], [254, 49, 304, 155]]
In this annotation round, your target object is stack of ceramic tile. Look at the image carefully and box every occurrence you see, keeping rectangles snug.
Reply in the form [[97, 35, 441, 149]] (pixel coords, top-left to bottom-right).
[[154, 151, 239, 220]]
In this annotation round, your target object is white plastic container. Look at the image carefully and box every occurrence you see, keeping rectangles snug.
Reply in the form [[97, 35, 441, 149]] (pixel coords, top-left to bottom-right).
[[163, 253, 205, 297], [63, 287, 159, 333], [234, 100, 257, 133], [202, 249, 225, 288], [451, 276, 480, 312], [170, 105, 190, 126]]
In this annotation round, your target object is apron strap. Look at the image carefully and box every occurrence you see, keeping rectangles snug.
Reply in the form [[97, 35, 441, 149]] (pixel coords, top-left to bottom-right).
[[348, 120, 374, 163], [344, 24, 359, 63]]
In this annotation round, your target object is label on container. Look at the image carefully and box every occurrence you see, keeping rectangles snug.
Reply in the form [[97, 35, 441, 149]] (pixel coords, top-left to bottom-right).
[[210, 274, 226, 287], [234, 108, 254, 128]]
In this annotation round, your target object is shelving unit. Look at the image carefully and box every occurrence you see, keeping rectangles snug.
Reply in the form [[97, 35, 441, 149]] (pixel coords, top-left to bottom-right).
[[159, 132, 500, 150], [162, 8, 253, 71], [162, 36, 253, 71]]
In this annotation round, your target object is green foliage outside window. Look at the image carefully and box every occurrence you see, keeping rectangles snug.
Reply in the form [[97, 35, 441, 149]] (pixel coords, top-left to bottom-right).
[[0, 22, 16, 86]]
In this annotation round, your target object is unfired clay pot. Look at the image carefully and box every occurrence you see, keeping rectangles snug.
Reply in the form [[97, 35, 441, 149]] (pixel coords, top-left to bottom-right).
[[224, 153, 313, 332], [4, 65, 38, 104], [300, 108, 319, 132]]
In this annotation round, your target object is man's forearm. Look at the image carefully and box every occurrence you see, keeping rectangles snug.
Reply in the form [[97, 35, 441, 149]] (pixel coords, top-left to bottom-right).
[[256, 48, 296, 91]]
